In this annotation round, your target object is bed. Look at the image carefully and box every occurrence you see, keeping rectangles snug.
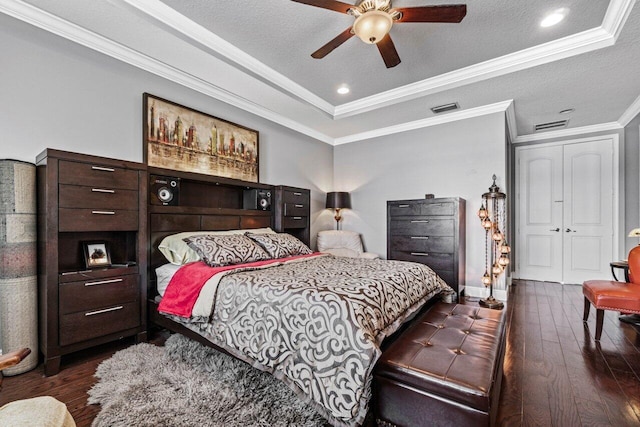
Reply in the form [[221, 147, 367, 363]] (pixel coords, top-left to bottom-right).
[[148, 190, 453, 427]]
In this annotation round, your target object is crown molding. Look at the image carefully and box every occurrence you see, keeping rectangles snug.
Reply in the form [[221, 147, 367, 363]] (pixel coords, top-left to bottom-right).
[[3, 0, 635, 147], [114, 0, 634, 121], [333, 100, 513, 146], [334, 26, 615, 119], [505, 102, 518, 143], [0, 0, 514, 148], [618, 93, 640, 127], [120, 0, 335, 116], [0, 0, 334, 145], [513, 122, 622, 144], [602, 0, 636, 41]]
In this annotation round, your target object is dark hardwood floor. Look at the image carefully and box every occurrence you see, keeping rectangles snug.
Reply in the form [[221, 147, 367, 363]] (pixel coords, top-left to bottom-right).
[[496, 280, 640, 427], [1, 280, 639, 426]]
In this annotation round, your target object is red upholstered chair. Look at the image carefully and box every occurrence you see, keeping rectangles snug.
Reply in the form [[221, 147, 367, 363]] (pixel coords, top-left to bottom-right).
[[583, 246, 640, 340]]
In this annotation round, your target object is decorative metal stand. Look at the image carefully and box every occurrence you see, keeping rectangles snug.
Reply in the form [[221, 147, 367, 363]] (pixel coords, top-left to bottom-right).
[[477, 175, 509, 310]]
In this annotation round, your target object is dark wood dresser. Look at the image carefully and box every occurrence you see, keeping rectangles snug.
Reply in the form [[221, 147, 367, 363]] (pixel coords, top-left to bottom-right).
[[387, 197, 465, 300], [273, 186, 310, 246], [36, 149, 147, 376]]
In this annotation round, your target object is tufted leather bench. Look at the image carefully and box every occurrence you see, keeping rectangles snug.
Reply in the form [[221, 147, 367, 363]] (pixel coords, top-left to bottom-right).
[[374, 302, 507, 427]]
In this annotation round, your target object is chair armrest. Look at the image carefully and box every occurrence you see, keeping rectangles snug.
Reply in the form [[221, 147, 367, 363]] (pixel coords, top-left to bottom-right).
[[0, 348, 31, 371], [359, 252, 380, 260]]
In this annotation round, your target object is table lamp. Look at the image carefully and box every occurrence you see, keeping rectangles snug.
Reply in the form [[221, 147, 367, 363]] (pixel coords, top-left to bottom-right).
[[326, 192, 351, 230]]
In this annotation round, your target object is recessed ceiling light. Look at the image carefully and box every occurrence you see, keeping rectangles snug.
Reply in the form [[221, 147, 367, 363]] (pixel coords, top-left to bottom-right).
[[337, 85, 350, 95], [559, 108, 575, 114], [540, 8, 568, 27]]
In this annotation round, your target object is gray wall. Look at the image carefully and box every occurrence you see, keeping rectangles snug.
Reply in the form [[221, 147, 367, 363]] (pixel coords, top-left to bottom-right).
[[0, 14, 334, 247], [334, 113, 508, 292], [624, 115, 640, 255]]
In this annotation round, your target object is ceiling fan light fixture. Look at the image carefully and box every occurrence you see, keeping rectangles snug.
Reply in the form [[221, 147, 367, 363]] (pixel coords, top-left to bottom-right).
[[353, 10, 393, 44]]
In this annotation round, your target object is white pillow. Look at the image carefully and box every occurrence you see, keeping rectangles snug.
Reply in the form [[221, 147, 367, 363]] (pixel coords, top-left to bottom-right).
[[155, 263, 181, 296], [158, 227, 275, 265]]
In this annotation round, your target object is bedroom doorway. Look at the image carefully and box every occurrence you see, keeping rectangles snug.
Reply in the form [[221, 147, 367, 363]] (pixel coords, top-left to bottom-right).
[[515, 136, 618, 284]]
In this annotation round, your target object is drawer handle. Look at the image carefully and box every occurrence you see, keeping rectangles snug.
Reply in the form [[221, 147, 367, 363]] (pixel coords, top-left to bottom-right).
[[85, 306, 123, 316], [85, 278, 123, 287], [293, 192, 302, 196], [294, 204, 304, 208], [91, 188, 115, 194], [410, 252, 429, 256], [92, 210, 115, 215], [411, 236, 429, 240], [91, 166, 115, 172], [411, 220, 429, 223], [397, 204, 410, 208], [292, 217, 302, 220]]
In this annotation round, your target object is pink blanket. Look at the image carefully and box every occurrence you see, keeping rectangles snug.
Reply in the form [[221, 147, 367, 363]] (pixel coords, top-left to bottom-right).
[[158, 253, 321, 318]]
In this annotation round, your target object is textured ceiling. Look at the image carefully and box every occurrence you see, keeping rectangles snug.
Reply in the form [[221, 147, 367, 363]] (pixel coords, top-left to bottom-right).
[[161, 0, 609, 103], [9, 0, 640, 143]]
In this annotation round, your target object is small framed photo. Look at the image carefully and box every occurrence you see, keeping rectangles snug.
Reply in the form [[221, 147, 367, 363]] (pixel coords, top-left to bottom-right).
[[83, 241, 111, 269]]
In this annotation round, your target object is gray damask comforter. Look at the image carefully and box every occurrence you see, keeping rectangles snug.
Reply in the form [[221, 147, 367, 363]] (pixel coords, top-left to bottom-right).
[[167, 255, 453, 426]]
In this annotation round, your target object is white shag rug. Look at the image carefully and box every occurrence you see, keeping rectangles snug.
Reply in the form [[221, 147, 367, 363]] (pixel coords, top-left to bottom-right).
[[88, 334, 330, 427]]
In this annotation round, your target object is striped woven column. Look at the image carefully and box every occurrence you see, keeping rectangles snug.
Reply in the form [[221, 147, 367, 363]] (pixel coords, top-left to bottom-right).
[[0, 160, 38, 375]]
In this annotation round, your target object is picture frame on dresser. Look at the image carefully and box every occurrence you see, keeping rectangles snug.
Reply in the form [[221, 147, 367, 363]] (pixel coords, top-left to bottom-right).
[[143, 93, 259, 183], [82, 241, 111, 269]]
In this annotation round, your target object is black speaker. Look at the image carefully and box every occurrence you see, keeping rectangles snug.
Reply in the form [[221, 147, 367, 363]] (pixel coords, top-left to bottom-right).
[[150, 175, 180, 206], [243, 189, 271, 211]]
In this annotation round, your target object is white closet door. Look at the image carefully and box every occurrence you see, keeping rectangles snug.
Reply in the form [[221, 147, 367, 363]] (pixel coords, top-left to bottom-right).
[[516, 138, 615, 284], [562, 140, 613, 283], [516, 145, 564, 282]]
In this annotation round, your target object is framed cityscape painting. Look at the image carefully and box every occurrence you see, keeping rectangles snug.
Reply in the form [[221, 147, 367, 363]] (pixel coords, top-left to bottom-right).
[[143, 93, 259, 182]]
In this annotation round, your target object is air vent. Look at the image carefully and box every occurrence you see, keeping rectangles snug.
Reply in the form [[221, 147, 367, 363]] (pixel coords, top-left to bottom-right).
[[534, 120, 569, 132], [431, 102, 459, 114]]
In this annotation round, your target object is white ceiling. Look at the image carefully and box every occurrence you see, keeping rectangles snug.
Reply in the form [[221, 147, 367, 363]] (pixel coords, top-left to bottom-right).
[[3, 0, 639, 144]]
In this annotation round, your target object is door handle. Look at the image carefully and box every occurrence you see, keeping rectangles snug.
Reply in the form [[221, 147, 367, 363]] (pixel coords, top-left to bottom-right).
[[565, 228, 576, 233], [550, 228, 560, 232]]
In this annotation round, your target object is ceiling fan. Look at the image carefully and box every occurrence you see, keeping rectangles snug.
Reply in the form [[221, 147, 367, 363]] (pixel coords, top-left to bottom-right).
[[291, 0, 467, 68]]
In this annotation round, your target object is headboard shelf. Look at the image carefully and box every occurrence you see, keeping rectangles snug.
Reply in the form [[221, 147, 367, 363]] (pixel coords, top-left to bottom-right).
[[148, 166, 272, 190], [148, 166, 273, 211], [149, 205, 271, 216]]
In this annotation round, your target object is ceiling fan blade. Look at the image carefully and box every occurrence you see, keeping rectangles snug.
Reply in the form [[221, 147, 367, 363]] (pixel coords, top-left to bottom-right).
[[376, 34, 401, 68], [396, 5, 467, 23], [311, 27, 354, 58], [290, 0, 353, 14]]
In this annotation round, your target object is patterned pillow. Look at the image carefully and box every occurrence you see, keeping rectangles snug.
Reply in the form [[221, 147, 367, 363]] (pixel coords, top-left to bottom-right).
[[183, 234, 270, 267], [245, 232, 312, 259], [159, 227, 275, 265]]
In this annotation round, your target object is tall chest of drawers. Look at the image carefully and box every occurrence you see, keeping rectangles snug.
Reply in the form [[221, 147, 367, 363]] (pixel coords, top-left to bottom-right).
[[387, 197, 465, 300], [36, 149, 147, 375], [273, 186, 310, 246]]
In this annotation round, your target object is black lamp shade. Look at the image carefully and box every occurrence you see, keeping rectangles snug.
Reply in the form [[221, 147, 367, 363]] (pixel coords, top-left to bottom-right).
[[326, 192, 351, 210]]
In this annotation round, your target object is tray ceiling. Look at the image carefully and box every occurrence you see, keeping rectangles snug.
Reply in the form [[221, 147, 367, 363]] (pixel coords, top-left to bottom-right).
[[4, 0, 639, 144]]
